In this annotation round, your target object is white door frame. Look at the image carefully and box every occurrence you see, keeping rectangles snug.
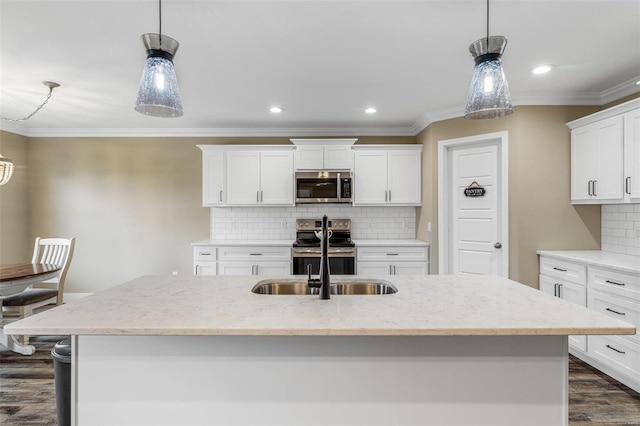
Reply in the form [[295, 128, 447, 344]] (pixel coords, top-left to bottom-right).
[[437, 131, 509, 276]]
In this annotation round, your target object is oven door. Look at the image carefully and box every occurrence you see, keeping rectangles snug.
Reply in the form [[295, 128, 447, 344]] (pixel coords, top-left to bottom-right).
[[291, 248, 356, 275]]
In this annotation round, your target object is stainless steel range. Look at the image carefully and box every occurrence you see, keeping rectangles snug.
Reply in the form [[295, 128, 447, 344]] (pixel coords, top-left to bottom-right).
[[292, 218, 356, 275]]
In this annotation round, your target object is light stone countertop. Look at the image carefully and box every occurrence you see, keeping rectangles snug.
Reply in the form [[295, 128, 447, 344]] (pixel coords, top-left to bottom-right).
[[193, 239, 429, 247], [5, 274, 634, 337], [192, 240, 292, 246], [537, 250, 640, 275], [353, 239, 429, 247]]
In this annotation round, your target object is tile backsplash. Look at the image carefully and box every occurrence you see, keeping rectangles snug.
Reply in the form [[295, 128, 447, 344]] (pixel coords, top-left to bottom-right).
[[601, 204, 640, 256], [210, 206, 417, 241]]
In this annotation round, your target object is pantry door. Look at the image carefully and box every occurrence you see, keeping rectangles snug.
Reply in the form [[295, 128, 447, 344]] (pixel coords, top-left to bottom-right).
[[438, 132, 508, 276]]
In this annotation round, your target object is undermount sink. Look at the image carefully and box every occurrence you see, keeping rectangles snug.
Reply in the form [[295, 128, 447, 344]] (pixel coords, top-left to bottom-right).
[[251, 279, 398, 295]]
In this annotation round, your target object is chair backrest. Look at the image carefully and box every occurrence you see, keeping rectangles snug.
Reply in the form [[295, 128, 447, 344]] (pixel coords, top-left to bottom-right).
[[31, 237, 76, 305]]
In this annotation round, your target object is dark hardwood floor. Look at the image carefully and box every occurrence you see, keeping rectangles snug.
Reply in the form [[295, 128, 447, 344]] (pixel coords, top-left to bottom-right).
[[1, 337, 639, 425]]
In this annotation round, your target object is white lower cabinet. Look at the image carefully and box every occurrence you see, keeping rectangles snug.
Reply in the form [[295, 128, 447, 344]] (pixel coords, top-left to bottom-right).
[[218, 261, 291, 276], [539, 273, 587, 351], [538, 253, 640, 392], [589, 335, 640, 383], [357, 245, 429, 275], [194, 246, 292, 276]]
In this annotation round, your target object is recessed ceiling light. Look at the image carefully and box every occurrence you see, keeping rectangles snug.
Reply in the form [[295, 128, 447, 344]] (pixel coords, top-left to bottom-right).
[[636, 80, 640, 86], [531, 64, 554, 75], [365, 107, 377, 114], [270, 106, 283, 113]]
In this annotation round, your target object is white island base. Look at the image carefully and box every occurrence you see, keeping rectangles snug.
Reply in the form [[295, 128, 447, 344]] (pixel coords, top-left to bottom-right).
[[73, 335, 569, 426]]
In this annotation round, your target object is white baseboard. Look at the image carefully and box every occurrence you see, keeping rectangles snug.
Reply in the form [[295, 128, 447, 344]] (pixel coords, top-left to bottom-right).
[[63, 293, 92, 303]]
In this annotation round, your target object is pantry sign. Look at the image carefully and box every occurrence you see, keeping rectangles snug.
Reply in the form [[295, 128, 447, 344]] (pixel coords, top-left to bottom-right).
[[464, 181, 486, 197]]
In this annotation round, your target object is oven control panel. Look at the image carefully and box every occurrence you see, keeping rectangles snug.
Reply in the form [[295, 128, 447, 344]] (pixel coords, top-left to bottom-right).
[[296, 218, 351, 231]]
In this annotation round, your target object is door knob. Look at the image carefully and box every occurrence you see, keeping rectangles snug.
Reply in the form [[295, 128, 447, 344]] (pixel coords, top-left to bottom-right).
[[494, 242, 502, 249]]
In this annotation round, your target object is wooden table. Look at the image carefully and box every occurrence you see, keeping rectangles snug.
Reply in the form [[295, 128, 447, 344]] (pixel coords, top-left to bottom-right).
[[0, 263, 61, 355]]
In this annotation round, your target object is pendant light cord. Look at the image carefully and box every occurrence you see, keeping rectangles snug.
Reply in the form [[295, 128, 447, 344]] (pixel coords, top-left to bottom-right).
[[486, 0, 490, 43], [1, 83, 58, 122], [159, 0, 162, 47]]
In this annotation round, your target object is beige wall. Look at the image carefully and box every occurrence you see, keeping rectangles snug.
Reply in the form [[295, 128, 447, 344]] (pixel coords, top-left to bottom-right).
[[22, 135, 414, 294], [0, 131, 31, 264], [5, 97, 638, 294], [416, 105, 604, 288]]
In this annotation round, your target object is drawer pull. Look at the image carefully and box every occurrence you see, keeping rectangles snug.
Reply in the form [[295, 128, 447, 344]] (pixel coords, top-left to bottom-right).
[[199, 252, 212, 256], [552, 267, 567, 272], [606, 344, 626, 355], [249, 253, 263, 256], [605, 308, 626, 316], [387, 253, 399, 256], [605, 280, 626, 287]]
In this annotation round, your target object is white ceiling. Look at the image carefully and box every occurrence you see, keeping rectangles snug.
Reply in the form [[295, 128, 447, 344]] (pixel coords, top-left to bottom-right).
[[1, 0, 639, 137]]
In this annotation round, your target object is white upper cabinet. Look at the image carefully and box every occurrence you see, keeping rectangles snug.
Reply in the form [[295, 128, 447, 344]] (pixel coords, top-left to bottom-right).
[[568, 98, 640, 204], [201, 149, 225, 206], [226, 149, 294, 206], [352, 145, 422, 206], [624, 108, 640, 202], [198, 145, 295, 207], [291, 138, 356, 170], [570, 116, 623, 202], [259, 150, 295, 204]]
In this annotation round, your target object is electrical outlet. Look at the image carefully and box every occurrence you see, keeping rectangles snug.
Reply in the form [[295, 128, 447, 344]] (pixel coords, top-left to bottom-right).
[[427, 222, 432, 233]]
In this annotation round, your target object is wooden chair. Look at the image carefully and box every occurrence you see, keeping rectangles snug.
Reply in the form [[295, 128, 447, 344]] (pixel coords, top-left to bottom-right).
[[2, 237, 76, 340]]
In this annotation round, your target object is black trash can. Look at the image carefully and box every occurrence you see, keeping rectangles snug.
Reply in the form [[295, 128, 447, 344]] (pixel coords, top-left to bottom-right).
[[51, 337, 72, 426]]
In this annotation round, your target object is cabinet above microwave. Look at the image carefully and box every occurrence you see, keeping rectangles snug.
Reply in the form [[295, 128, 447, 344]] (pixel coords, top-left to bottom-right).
[[290, 138, 356, 170]]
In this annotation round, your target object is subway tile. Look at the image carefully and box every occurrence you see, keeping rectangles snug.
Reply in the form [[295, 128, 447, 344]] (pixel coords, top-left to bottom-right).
[[619, 205, 635, 213], [612, 212, 626, 221]]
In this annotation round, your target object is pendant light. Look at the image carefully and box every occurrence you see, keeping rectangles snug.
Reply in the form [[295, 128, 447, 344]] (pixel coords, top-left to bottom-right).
[[0, 155, 13, 186], [135, 0, 183, 118], [464, 0, 513, 120]]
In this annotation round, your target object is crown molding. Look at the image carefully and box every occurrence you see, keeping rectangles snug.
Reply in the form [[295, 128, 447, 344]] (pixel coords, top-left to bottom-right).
[[600, 76, 640, 105], [19, 126, 415, 138], [4, 82, 639, 139]]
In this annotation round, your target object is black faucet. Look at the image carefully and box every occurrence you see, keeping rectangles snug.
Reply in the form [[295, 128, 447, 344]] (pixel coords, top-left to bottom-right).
[[307, 215, 331, 299]]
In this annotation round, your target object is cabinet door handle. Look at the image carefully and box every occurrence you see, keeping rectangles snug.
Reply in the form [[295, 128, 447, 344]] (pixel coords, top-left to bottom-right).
[[593, 180, 597, 196], [588, 180, 593, 196], [219, 190, 223, 202], [257, 191, 260, 202], [195, 265, 199, 275], [605, 280, 626, 287], [557, 283, 562, 298], [388, 190, 391, 202], [260, 191, 264, 202], [626, 177, 631, 195], [605, 308, 626, 316], [552, 267, 567, 272], [606, 344, 626, 355], [389, 265, 392, 275], [384, 190, 388, 202], [554, 283, 558, 297], [393, 265, 396, 275]]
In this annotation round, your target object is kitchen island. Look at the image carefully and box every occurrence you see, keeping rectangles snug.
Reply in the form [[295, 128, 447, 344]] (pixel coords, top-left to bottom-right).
[[5, 274, 635, 426]]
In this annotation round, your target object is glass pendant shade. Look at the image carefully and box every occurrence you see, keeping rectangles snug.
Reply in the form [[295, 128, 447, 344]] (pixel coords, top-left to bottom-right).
[[0, 155, 14, 186], [135, 33, 183, 118], [464, 36, 513, 120]]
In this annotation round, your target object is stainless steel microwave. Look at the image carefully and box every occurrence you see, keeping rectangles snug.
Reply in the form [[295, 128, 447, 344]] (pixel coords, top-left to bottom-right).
[[295, 171, 353, 203]]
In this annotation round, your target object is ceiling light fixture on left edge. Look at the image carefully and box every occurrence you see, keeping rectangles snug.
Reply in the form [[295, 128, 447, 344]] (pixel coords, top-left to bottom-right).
[[135, 0, 183, 118], [464, 0, 513, 120]]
